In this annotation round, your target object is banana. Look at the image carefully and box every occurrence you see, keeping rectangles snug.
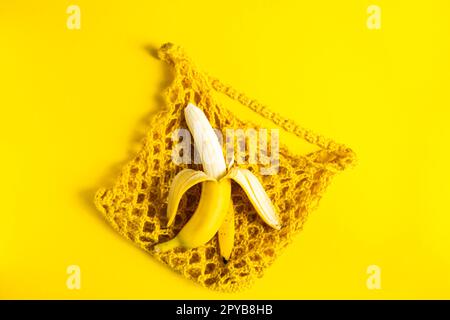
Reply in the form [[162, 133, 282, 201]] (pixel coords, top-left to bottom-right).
[[166, 169, 214, 227], [155, 179, 231, 252], [218, 204, 235, 263], [227, 167, 280, 229], [154, 103, 281, 262]]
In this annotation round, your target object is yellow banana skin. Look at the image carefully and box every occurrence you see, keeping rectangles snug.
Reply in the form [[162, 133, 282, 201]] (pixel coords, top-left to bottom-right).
[[218, 204, 235, 263], [154, 179, 231, 252]]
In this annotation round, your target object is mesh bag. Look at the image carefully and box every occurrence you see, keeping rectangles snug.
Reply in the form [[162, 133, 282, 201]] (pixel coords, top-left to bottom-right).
[[94, 43, 356, 292]]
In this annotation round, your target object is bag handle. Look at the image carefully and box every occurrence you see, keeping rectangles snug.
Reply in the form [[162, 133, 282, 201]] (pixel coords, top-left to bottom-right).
[[208, 76, 356, 171], [158, 43, 356, 172]]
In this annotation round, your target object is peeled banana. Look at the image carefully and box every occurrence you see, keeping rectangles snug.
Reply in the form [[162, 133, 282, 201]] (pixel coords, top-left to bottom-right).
[[154, 103, 280, 262]]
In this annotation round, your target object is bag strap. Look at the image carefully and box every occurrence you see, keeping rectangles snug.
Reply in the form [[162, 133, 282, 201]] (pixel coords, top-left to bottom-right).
[[207, 76, 356, 171], [158, 43, 356, 172]]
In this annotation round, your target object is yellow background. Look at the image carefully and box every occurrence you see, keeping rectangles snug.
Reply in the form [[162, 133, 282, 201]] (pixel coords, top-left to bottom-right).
[[1, 1, 449, 299]]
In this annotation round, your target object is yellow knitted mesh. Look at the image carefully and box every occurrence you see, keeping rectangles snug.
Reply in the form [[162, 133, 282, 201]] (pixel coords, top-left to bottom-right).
[[94, 43, 356, 292]]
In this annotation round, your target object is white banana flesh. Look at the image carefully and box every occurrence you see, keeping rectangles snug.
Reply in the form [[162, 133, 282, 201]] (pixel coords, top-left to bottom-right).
[[184, 103, 227, 180]]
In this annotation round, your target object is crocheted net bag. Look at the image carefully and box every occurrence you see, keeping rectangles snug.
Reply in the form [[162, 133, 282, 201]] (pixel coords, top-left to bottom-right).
[[94, 43, 356, 292]]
